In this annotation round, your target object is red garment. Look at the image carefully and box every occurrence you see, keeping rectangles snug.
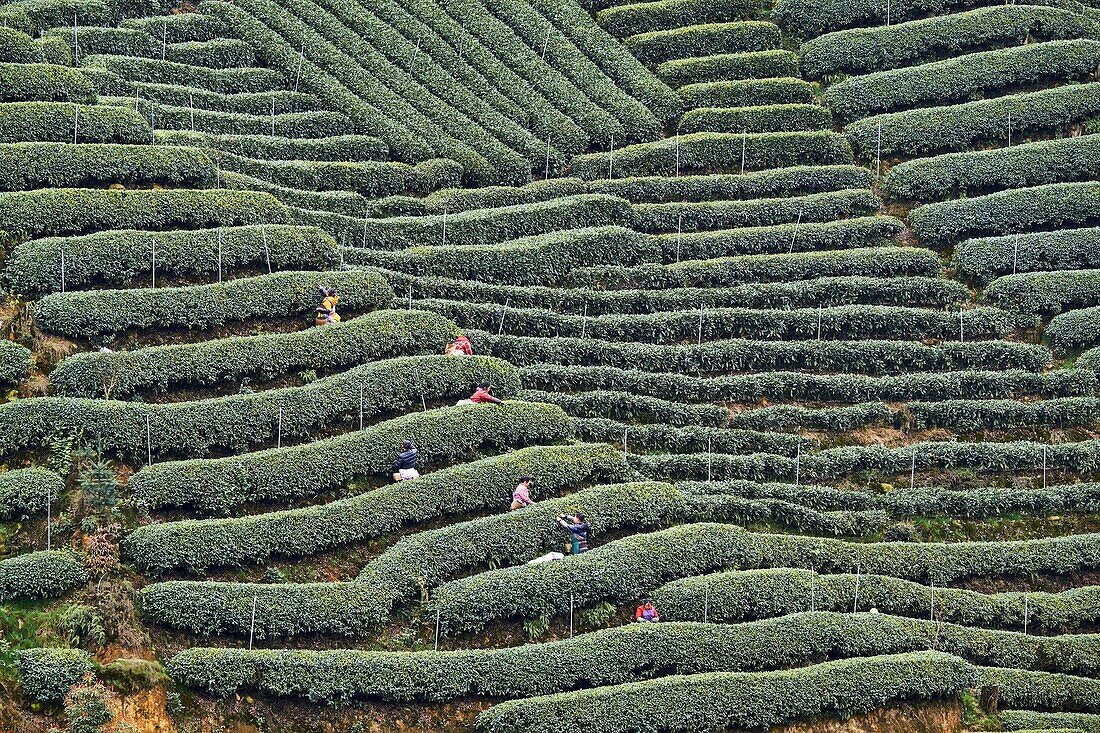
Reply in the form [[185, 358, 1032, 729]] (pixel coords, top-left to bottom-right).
[[470, 387, 500, 404], [453, 336, 473, 355], [635, 604, 659, 621]]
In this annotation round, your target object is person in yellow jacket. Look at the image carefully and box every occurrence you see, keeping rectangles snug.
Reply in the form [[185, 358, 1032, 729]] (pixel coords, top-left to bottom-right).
[[315, 286, 341, 325]]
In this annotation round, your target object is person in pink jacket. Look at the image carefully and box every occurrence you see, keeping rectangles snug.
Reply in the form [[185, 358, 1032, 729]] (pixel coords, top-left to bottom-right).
[[510, 476, 535, 510]]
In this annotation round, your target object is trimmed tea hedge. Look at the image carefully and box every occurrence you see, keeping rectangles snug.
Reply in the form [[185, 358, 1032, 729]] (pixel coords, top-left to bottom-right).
[[570, 131, 853, 179], [348, 226, 657, 286], [677, 77, 814, 109], [575, 417, 808, 455], [596, 0, 759, 38], [398, 274, 967, 314], [774, 0, 1088, 39], [884, 135, 1100, 202], [49, 309, 456, 398], [521, 364, 1093, 403], [1049, 307, 1100, 349], [422, 179, 586, 213], [125, 444, 627, 573], [630, 189, 882, 233], [910, 183, 1100, 247], [0, 101, 150, 144], [476, 651, 970, 733], [0, 142, 215, 192], [521, 388, 727, 426], [659, 51, 800, 88], [128, 401, 572, 512], [0, 63, 96, 104], [17, 648, 96, 702], [103, 96, 352, 139], [825, 40, 1100, 123], [32, 269, 391, 338], [588, 165, 873, 203], [470, 332, 1047, 375], [0, 339, 31, 384], [0, 551, 87, 602], [846, 83, 1100, 158], [218, 154, 461, 197], [986, 269, 1100, 316], [428, 523, 1100, 630], [568, 247, 942, 290], [653, 568, 1100, 632], [0, 468, 61, 519], [353, 194, 632, 251], [6, 224, 338, 296], [624, 21, 781, 64], [155, 130, 388, 162], [955, 227, 1100, 284], [680, 103, 832, 134], [82, 54, 283, 94], [0, 187, 289, 242], [801, 5, 1100, 79], [0, 355, 518, 461], [1002, 711, 1100, 732]]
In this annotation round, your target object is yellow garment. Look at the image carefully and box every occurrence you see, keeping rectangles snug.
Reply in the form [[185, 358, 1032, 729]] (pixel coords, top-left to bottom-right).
[[321, 294, 340, 311]]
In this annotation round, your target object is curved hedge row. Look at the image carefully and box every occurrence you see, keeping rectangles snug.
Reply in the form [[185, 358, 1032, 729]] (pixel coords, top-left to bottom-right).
[[82, 53, 283, 94], [165, 618, 982, 705], [955, 227, 1100, 284], [428, 301, 1013, 343], [6, 224, 338, 296], [774, 0, 1087, 39], [570, 131, 853, 179], [684, 477, 1100, 521], [637, 438, 1100, 483], [0, 101, 151, 144], [884, 134, 1100, 202], [568, 247, 942, 290], [1001, 711, 1100, 732], [0, 187, 289, 242], [0, 339, 31, 384], [32, 268, 391, 338], [589, 165, 872, 203], [104, 96, 352, 139], [0, 468, 61, 519], [574, 417, 808, 455], [522, 388, 727, 426], [521, 364, 1093, 403], [910, 182, 1100, 247], [0, 551, 87, 602], [129, 401, 572, 512], [680, 103, 832, 134], [624, 21, 781, 64], [218, 153, 460, 197], [155, 129, 388, 162], [398, 274, 968, 314], [0, 62, 96, 104], [826, 40, 1100, 123], [428, 523, 1100, 630], [659, 50, 800, 89], [348, 226, 656, 287], [630, 189, 881, 234], [846, 83, 1100, 158], [653, 216, 902, 260], [126, 444, 627, 573], [652, 568, 1100, 632], [800, 5, 1100, 78], [0, 355, 518, 462], [50, 309, 456, 398], [470, 332, 1047, 375], [140, 481, 686, 636], [986, 269, 1100, 316], [596, 0, 759, 37], [477, 652, 969, 733], [0, 142, 215, 192], [677, 77, 814, 109], [1049, 307, 1100, 350], [357, 194, 632, 251]]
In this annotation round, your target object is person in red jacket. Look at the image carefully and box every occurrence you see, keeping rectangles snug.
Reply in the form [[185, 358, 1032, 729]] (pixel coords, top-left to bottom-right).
[[444, 335, 473, 356], [469, 381, 504, 405], [635, 601, 660, 623]]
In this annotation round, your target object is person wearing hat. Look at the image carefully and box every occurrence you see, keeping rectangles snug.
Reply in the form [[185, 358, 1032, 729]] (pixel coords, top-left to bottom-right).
[[392, 438, 419, 481]]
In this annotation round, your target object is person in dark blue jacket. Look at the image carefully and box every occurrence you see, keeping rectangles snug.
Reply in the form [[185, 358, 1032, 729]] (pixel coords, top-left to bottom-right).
[[392, 439, 419, 481], [556, 513, 590, 554]]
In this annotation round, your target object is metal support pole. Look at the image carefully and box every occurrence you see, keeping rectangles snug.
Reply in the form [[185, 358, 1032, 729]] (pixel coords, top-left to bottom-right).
[[434, 608, 441, 651], [294, 47, 304, 93], [271, 95, 276, 136], [794, 443, 801, 487], [580, 304, 588, 339], [73, 104, 78, 144], [189, 92, 194, 131], [277, 405, 283, 448], [875, 122, 882, 180], [707, 438, 713, 484], [675, 213, 682, 262], [497, 298, 509, 335], [60, 248, 66, 293], [146, 414, 153, 465], [249, 595, 257, 650], [697, 305, 703, 346], [1012, 233, 1020, 275], [623, 428, 628, 459], [161, 20, 167, 62], [674, 131, 680, 177], [1023, 593, 1029, 635], [788, 211, 802, 255], [910, 450, 916, 490], [262, 224, 272, 273], [816, 305, 823, 340], [608, 136, 614, 180], [407, 285, 413, 310], [73, 12, 79, 66], [358, 383, 364, 430], [217, 228, 223, 283], [569, 593, 574, 638], [740, 130, 747, 175], [930, 580, 935, 622], [151, 238, 156, 289], [46, 481, 51, 551], [544, 137, 551, 179], [809, 567, 815, 612], [541, 22, 551, 61], [703, 584, 710, 623], [959, 309, 965, 341], [441, 207, 447, 247], [1042, 445, 1048, 489], [853, 561, 861, 612]]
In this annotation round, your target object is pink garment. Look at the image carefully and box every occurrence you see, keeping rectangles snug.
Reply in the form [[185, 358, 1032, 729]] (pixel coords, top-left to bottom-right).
[[512, 484, 534, 506]]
